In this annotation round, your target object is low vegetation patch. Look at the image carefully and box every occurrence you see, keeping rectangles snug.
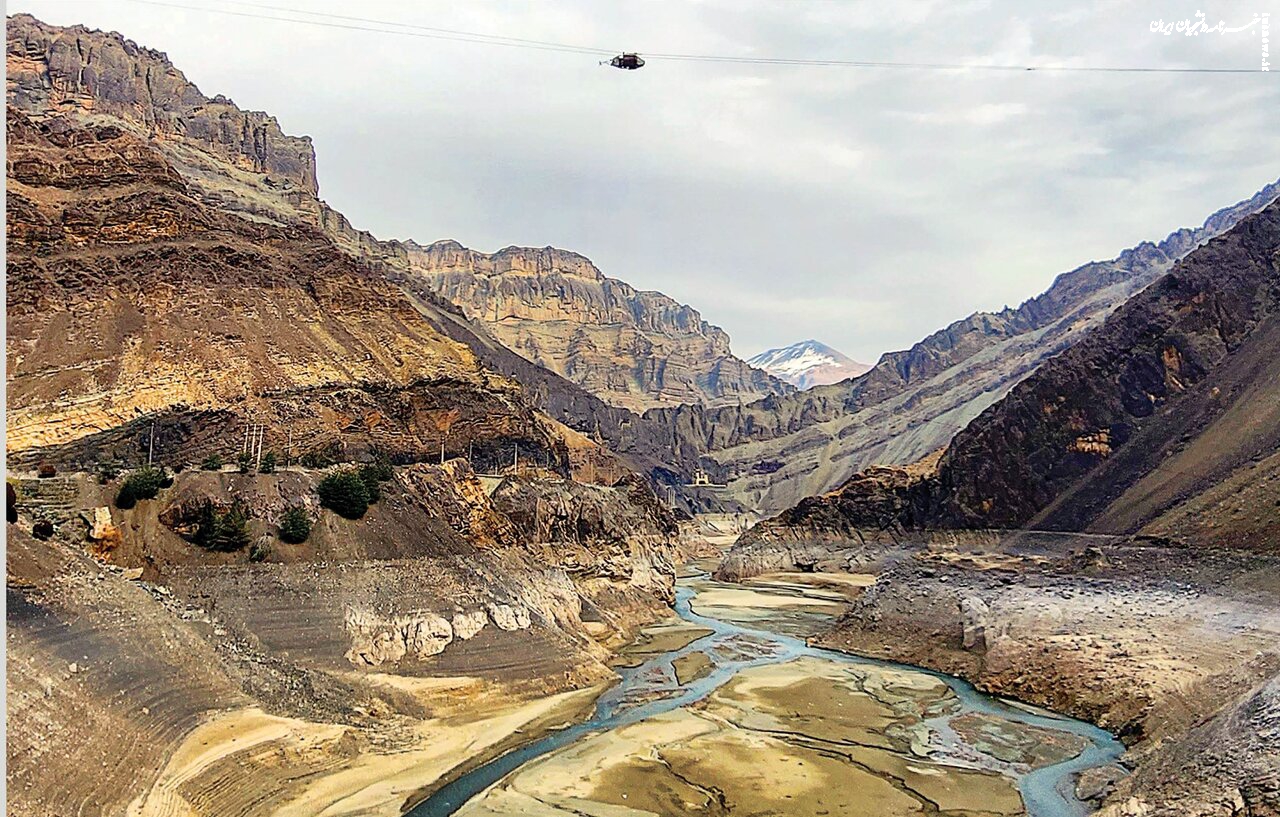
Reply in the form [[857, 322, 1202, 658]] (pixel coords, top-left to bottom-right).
[[114, 466, 173, 509], [316, 461, 393, 520], [248, 538, 271, 562], [278, 506, 312, 544], [317, 469, 372, 519], [201, 453, 224, 471], [191, 500, 251, 551]]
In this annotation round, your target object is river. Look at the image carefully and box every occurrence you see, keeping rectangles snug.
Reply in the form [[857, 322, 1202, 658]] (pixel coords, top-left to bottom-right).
[[409, 566, 1124, 817]]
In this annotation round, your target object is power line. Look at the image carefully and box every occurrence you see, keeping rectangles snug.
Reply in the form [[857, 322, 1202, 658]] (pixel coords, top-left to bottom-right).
[[220, 0, 613, 55], [123, 0, 613, 55], [125, 0, 1272, 74]]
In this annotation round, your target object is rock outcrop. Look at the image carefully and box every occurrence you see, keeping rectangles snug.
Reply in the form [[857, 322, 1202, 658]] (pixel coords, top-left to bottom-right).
[[402, 240, 789, 412], [6, 15, 317, 196]]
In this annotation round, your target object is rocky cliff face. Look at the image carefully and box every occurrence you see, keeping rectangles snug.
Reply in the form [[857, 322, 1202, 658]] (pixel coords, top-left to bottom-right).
[[404, 239, 789, 412], [7, 14, 317, 197], [652, 178, 1280, 513], [745, 198, 1280, 550], [4, 107, 579, 475], [1, 13, 738, 486]]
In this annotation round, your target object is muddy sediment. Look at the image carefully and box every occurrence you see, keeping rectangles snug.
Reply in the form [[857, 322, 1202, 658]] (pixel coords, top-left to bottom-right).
[[5, 462, 685, 817], [444, 568, 1117, 817], [721, 532, 1280, 814]]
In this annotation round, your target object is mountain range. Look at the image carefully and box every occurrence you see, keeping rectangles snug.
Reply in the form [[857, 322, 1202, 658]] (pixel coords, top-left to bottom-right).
[[7, 13, 1280, 817], [747, 340, 871, 390]]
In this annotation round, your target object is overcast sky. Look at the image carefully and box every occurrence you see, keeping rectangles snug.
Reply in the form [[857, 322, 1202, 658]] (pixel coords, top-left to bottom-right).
[[12, 0, 1280, 363]]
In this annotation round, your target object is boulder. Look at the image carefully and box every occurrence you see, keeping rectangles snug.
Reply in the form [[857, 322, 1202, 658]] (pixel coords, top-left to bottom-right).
[[405, 614, 453, 658], [451, 609, 487, 640], [487, 603, 531, 631], [959, 596, 990, 652]]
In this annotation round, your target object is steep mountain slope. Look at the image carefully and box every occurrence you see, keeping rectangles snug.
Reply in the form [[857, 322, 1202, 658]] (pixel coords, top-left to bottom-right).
[[406, 240, 789, 412], [747, 340, 871, 390], [654, 178, 1280, 513], [4, 108, 575, 473], [4, 14, 687, 483], [3, 11, 775, 483], [744, 197, 1280, 549], [6, 15, 691, 817]]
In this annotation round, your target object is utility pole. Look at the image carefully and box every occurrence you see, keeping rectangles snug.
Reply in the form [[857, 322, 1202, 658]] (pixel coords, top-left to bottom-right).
[[286, 428, 293, 468], [513, 443, 519, 472], [440, 436, 446, 465], [148, 421, 156, 465], [255, 424, 264, 470]]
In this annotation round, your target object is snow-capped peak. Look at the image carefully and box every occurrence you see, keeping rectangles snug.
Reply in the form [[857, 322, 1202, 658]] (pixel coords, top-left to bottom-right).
[[748, 340, 872, 390]]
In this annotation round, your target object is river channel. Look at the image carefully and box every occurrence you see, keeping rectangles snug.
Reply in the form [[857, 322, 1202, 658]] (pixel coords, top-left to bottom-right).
[[409, 566, 1124, 817]]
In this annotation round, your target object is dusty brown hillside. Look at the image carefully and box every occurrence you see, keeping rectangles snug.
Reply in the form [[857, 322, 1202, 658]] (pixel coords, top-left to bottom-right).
[[741, 198, 1280, 550], [403, 240, 788, 411], [4, 108, 584, 473]]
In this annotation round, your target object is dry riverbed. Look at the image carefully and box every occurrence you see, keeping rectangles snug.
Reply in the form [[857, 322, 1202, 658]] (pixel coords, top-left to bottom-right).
[[451, 569, 1110, 817], [725, 533, 1280, 814]]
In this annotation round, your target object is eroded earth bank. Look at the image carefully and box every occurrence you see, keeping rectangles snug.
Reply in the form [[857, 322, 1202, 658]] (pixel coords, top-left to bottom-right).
[[717, 533, 1280, 815], [7, 465, 694, 817]]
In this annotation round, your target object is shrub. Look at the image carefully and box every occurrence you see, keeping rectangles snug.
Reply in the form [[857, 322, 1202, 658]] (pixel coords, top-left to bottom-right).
[[37, 462, 57, 479], [300, 443, 342, 469], [248, 538, 271, 562], [361, 457, 394, 483], [317, 469, 371, 519], [97, 463, 121, 485], [357, 458, 393, 505], [238, 452, 254, 474], [32, 519, 54, 539], [358, 469, 381, 504], [115, 466, 169, 509], [115, 483, 138, 510], [278, 506, 312, 544], [201, 454, 224, 471], [260, 452, 276, 474], [191, 500, 252, 552]]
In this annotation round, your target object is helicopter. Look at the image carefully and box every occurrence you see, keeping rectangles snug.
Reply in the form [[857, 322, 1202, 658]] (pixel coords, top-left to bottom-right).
[[606, 52, 645, 70]]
